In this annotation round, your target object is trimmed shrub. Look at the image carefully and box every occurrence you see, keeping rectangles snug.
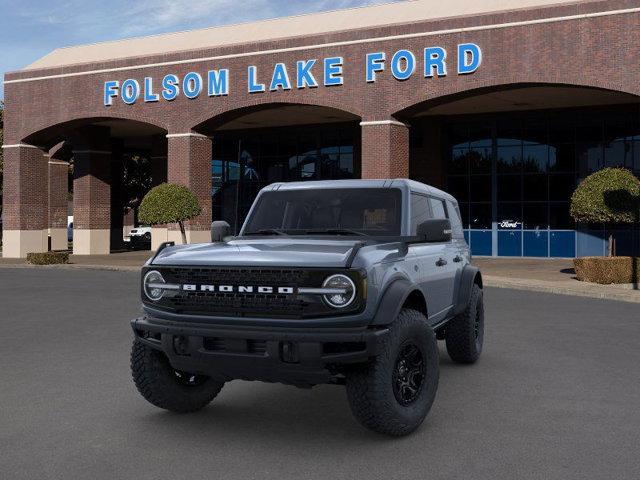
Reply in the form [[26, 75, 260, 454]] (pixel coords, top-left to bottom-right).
[[574, 256, 640, 284], [138, 183, 202, 244], [27, 251, 70, 265], [570, 168, 640, 224], [570, 168, 640, 256]]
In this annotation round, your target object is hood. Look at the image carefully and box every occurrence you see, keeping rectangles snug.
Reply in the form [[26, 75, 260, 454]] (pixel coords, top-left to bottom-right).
[[150, 238, 362, 268]]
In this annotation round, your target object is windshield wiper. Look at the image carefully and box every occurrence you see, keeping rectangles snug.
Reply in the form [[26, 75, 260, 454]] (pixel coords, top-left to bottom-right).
[[302, 228, 367, 236], [245, 228, 288, 236]]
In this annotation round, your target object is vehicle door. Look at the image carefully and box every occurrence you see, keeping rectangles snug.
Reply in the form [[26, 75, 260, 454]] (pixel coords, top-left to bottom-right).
[[427, 196, 458, 316], [406, 193, 449, 321], [446, 199, 468, 298]]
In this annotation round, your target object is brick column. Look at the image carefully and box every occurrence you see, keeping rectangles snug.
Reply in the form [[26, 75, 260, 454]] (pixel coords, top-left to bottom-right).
[[110, 146, 125, 251], [165, 132, 212, 244], [1, 144, 49, 258], [48, 159, 69, 251], [150, 134, 169, 250], [360, 120, 409, 179], [150, 134, 168, 187], [72, 127, 112, 255]]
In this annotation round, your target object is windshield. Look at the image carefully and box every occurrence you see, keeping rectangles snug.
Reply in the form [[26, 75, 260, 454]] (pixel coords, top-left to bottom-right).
[[243, 188, 402, 236]]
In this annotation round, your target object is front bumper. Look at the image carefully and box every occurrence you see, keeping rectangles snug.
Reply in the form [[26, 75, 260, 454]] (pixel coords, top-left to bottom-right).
[[131, 316, 388, 386]]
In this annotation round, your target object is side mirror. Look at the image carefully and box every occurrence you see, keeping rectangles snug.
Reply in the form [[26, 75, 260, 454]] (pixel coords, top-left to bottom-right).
[[211, 221, 231, 242], [417, 219, 452, 243]]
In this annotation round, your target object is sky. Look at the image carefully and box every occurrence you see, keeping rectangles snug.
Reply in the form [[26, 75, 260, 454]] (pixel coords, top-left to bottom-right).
[[0, 0, 401, 100]]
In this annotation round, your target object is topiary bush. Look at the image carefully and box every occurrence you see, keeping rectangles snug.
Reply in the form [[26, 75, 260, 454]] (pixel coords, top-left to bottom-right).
[[574, 256, 639, 284], [27, 251, 70, 265], [570, 168, 640, 256], [138, 183, 202, 244]]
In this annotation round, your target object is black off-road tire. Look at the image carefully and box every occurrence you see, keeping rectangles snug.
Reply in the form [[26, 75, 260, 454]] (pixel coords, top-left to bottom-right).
[[131, 340, 224, 413], [445, 283, 484, 364], [345, 309, 439, 436]]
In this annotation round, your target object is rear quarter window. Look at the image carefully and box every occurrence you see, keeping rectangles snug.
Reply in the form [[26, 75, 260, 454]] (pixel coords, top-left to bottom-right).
[[446, 200, 464, 238], [429, 198, 447, 220]]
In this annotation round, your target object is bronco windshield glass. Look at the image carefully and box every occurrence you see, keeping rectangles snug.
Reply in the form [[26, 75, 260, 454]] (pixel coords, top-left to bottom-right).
[[243, 188, 402, 236]]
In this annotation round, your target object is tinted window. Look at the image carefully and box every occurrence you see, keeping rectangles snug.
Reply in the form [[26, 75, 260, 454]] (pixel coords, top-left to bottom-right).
[[447, 200, 464, 238], [244, 188, 402, 236], [410, 193, 432, 234], [430, 198, 447, 219]]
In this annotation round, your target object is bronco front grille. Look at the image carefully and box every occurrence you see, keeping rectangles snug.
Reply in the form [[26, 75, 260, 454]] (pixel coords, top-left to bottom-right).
[[143, 267, 363, 319]]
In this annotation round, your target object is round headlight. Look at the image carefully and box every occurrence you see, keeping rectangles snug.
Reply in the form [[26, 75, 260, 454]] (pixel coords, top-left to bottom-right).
[[322, 274, 356, 309], [143, 270, 166, 301]]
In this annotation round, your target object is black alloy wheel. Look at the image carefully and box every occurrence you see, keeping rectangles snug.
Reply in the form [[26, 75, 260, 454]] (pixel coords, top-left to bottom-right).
[[392, 341, 426, 406]]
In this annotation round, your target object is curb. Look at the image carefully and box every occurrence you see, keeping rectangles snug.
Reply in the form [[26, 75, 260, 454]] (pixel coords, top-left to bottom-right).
[[484, 275, 640, 304]]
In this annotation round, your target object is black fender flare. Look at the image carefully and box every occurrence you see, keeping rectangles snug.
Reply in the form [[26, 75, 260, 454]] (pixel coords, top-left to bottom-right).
[[453, 265, 483, 316], [371, 278, 424, 326]]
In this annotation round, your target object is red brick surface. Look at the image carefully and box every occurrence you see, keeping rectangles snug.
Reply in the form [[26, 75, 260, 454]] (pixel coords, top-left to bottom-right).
[[48, 161, 68, 229], [2, 146, 48, 230], [167, 135, 213, 231], [3, 0, 640, 233], [361, 123, 410, 179]]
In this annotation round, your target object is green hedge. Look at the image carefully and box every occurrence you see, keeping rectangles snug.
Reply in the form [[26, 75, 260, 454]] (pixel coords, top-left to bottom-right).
[[570, 168, 640, 224], [574, 256, 640, 284], [27, 251, 70, 265]]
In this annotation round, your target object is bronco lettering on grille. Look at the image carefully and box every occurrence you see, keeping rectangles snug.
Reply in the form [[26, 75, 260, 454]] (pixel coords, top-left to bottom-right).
[[181, 284, 295, 294]]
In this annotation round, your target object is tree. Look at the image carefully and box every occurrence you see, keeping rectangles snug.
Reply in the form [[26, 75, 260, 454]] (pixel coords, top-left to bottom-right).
[[570, 168, 640, 256], [138, 183, 202, 244], [121, 153, 152, 223]]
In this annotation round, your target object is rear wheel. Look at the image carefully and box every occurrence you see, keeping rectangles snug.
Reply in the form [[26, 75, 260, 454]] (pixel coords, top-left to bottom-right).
[[445, 283, 484, 364], [131, 340, 224, 413], [345, 309, 439, 436]]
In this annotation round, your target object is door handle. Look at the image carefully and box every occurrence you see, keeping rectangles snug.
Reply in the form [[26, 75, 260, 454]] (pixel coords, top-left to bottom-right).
[[436, 258, 448, 267], [453, 255, 463, 263]]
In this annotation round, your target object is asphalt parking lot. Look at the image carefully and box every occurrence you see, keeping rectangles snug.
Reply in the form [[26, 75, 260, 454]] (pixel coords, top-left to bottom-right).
[[1, 268, 639, 480]]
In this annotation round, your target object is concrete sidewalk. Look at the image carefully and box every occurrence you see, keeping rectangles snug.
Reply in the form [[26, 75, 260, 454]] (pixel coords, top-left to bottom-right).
[[474, 257, 640, 303], [1, 251, 639, 303]]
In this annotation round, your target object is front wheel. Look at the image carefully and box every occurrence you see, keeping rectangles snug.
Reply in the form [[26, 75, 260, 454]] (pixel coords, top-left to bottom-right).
[[131, 340, 224, 413], [345, 309, 439, 436]]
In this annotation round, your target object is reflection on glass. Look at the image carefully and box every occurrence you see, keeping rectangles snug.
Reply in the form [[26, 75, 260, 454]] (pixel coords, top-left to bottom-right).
[[450, 148, 469, 174], [497, 145, 522, 173], [604, 141, 631, 168], [470, 203, 492, 229], [470, 146, 492, 173], [523, 144, 548, 173], [211, 125, 358, 231]]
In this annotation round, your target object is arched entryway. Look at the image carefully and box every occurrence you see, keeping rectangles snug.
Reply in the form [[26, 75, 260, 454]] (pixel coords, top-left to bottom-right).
[[397, 84, 640, 258], [3, 117, 167, 257], [194, 103, 361, 233]]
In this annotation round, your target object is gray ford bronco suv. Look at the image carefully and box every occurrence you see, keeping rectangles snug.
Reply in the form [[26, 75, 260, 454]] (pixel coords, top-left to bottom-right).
[[131, 179, 484, 436]]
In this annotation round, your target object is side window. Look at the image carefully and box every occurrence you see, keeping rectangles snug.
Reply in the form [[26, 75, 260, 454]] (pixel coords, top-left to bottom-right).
[[410, 193, 431, 234], [429, 197, 447, 220], [447, 200, 464, 238]]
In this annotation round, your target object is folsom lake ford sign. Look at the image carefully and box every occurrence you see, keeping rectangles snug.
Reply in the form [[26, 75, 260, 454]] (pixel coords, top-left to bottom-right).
[[103, 43, 482, 106]]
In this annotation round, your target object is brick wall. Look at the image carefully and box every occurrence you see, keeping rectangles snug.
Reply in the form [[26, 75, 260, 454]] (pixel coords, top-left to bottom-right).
[[3, 0, 640, 249]]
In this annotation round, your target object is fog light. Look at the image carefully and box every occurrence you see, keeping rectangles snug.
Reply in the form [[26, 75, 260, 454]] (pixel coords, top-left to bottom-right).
[[173, 336, 190, 356], [281, 341, 299, 363]]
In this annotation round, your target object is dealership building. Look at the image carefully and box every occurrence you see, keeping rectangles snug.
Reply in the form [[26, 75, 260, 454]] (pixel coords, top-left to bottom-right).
[[3, 0, 640, 258]]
